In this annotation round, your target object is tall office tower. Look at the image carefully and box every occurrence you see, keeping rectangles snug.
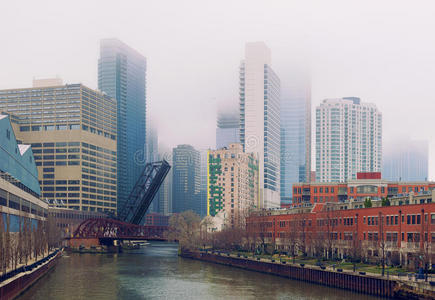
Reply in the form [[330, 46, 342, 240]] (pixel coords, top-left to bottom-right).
[[216, 110, 240, 149], [146, 125, 158, 163], [316, 97, 382, 182], [383, 139, 428, 181], [199, 149, 208, 217], [146, 125, 159, 213], [172, 145, 201, 215], [239, 42, 280, 208], [158, 146, 173, 215], [0, 83, 117, 213], [280, 73, 311, 204], [157, 159, 171, 216], [207, 144, 259, 228], [98, 38, 147, 215]]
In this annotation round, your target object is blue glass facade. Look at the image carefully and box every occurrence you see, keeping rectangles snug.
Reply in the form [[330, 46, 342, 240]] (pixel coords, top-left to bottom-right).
[[280, 76, 311, 203], [172, 145, 201, 215], [98, 39, 147, 214], [216, 111, 239, 149], [0, 115, 40, 196], [383, 139, 428, 181]]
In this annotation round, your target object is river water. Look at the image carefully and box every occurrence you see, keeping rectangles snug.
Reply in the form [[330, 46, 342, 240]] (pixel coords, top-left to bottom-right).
[[17, 242, 380, 300]]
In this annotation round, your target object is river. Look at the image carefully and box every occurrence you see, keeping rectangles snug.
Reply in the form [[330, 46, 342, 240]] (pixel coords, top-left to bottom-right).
[[17, 241, 380, 300]]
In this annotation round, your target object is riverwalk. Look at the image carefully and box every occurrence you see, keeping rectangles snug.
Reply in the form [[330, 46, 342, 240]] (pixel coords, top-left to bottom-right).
[[0, 249, 61, 300], [181, 250, 435, 299]]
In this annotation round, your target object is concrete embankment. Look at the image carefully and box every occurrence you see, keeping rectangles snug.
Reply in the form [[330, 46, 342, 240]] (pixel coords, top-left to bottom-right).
[[181, 251, 435, 299], [0, 250, 62, 300]]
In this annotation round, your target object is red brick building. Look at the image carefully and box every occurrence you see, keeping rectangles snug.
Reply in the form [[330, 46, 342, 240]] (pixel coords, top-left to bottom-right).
[[144, 213, 169, 227], [247, 202, 435, 269], [292, 173, 435, 208]]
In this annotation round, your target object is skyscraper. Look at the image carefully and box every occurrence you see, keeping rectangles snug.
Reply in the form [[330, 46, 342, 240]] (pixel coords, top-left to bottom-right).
[[199, 149, 208, 217], [316, 97, 382, 182], [172, 144, 201, 215], [146, 125, 159, 213], [383, 139, 428, 181], [239, 42, 280, 208], [216, 110, 240, 149], [280, 72, 311, 203], [98, 39, 147, 214], [0, 83, 117, 213]]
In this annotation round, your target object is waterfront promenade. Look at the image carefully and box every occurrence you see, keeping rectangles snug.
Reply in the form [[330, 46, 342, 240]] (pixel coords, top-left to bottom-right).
[[16, 242, 379, 300], [181, 250, 435, 299], [0, 249, 61, 300]]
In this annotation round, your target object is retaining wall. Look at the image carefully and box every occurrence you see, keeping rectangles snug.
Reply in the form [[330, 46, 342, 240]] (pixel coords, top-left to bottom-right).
[[0, 251, 61, 300], [182, 251, 397, 298]]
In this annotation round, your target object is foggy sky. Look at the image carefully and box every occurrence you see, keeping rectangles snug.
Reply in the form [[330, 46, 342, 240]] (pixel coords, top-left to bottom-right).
[[1, 0, 435, 179]]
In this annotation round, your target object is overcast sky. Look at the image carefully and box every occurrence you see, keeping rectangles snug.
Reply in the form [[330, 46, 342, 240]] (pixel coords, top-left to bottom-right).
[[1, 0, 435, 178]]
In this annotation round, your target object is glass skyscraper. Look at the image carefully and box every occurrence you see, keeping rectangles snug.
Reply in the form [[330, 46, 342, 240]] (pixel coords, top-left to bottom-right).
[[98, 38, 147, 214], [216, 111, 240, 149], [172, 144, 201, 215], [383, 139, 428, 181], [280, 73, 311, 203]]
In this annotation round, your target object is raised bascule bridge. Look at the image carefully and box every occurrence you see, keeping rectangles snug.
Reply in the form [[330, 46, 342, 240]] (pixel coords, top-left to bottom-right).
[[68, 160, 171, 249]]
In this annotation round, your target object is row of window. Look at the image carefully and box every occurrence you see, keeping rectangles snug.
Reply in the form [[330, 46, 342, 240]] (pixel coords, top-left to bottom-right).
[[294, 185, 428, 195], [0, 188, 46, 218]]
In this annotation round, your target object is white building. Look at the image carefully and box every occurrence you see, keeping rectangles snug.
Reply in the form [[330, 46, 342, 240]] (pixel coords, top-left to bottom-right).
[[239, 42, 280, 208], [316, 97, 382, 182]]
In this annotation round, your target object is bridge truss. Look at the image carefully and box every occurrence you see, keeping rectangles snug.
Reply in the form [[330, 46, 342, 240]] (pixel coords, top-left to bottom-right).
[[70, 160, 171, 242]]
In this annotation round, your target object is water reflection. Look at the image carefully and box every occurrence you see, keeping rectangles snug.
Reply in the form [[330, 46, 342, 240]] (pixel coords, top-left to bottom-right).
[[18, 242, 380, 300]]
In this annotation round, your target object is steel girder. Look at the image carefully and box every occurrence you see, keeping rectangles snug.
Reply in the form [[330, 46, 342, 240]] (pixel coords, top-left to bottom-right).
[[117, 160, 171, 225], [71, 218, 167, 240]]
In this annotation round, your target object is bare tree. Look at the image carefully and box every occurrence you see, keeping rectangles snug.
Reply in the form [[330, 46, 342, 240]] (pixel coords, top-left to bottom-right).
[[295, 214, 308, 257], [167, 211, 201, 252], [418, 210, 433, 281], [287, 219, 299, 263], [0, 214, 4, 275], [5, 216, 11, 272], [323, 210, 338, 260]]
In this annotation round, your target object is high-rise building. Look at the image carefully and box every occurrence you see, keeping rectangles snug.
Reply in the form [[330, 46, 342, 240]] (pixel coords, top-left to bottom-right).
[[207, 144, 259, 228], [383, 139, 428, 181], [158, 147, 173, 215], [0, 84, 117, 213], [316, 97, 382, 182], [199, 149, 208, 217], [216, 111, 239, 149], [172, 144, 201, 215], [146, 125, 159, 213], [280, 72, 311, 203], [146, 125, 159, 164], [98, 38, 147, 215], [239, 42, 280, 208]]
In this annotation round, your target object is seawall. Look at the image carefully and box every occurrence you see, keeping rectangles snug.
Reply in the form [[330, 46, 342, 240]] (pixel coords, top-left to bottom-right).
[[0, 250, 62, 300], [181, 251, 434, 299]]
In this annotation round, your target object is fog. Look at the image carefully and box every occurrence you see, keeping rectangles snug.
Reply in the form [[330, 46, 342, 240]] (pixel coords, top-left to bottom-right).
[[1, 0, 435, 178]]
